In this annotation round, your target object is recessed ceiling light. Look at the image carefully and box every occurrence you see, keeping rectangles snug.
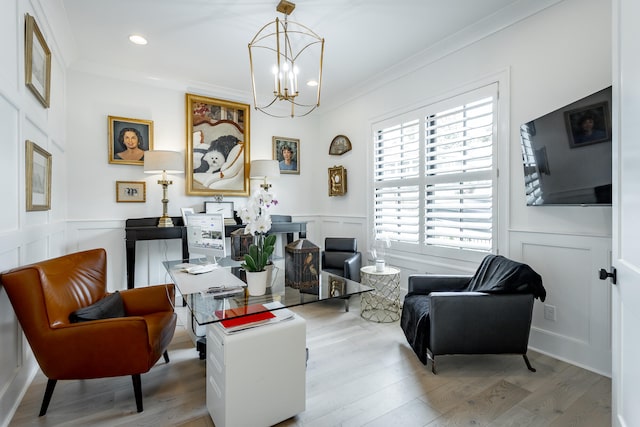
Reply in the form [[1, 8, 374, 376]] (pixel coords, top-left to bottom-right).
[[307, 80, 318, 87], [129, 34, 148, 45]]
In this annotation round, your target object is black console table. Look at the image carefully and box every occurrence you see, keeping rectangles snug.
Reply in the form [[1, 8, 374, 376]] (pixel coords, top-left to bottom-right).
[[125, 216, 307, 289]]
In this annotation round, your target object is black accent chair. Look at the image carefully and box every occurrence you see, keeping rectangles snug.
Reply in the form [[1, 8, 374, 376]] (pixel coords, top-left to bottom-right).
[[321, 237, 362, 311], [400, 255, 546, 374]]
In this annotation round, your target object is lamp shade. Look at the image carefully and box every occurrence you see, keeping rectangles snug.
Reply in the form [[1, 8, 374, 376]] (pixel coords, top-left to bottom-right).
[[250, 160, 280, 179], [144, 150, 183, 174]]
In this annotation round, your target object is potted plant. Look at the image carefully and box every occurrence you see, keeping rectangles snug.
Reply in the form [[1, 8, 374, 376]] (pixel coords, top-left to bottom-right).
[[239, 189, 278, 295]]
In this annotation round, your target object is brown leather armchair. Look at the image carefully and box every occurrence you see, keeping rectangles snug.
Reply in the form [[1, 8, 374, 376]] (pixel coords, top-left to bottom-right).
[[0, 248, 177, 415]]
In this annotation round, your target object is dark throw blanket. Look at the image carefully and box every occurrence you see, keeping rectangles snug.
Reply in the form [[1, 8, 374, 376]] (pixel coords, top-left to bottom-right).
[[401, 255, 545, 365]]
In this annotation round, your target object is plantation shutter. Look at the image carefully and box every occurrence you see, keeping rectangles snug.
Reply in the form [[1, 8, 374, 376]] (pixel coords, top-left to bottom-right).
[[373, 83, 497, 254]]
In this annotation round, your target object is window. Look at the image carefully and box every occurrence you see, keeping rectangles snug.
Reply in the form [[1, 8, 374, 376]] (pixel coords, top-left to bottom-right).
[[373, 83, 498, 257]]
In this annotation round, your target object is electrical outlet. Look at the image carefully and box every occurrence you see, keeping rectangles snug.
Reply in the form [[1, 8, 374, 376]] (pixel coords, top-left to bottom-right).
[[544, 304, 556, 321]]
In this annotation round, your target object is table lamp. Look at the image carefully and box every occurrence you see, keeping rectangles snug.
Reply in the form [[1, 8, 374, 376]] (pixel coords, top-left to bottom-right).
[[250, 160, 280, 190], [144, 150, 183, 227]]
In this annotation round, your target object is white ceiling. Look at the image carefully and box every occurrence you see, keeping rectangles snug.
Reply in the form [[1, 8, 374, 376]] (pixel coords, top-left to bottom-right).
[[60, 0, 555, 110]]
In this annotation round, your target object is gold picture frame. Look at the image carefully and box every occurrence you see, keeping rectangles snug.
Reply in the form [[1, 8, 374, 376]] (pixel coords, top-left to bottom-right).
[[186, 93, 250, 196], [273, 136, 300, 174], [26, 140, 52, 211], [328, 165, 347, 196], [108, 116, 154, 165], [116, 181, 146, 202], [25, 13, 51, 108]]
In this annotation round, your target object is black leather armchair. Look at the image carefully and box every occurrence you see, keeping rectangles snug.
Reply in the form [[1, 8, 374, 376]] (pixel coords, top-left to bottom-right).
[[400, 255, 545, 374], [321, 237, 362, 311]]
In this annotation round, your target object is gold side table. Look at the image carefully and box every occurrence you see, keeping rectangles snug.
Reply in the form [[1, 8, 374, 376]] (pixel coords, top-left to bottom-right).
[[360, 265, 401, 322]]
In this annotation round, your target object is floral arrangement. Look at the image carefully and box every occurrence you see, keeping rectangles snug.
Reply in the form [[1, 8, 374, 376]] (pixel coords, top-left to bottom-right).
[[239, 189, 279, 272]]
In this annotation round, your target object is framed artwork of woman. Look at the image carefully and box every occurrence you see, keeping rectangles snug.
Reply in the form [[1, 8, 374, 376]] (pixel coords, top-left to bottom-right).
[[273, 136, 300, 174], [108, 116, 154, 165]]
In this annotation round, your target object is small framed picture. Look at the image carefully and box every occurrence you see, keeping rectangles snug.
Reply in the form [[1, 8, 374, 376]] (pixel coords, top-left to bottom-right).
[[24, 14, 51, 108], [328, 165, 347, 196], [108, 116, 154, 165], [564, 101, 611, 148], [116, 181, 146, 202], [273, 136, 300, 174], [204, 201, 234, 219], [26, 140, 52, 211]]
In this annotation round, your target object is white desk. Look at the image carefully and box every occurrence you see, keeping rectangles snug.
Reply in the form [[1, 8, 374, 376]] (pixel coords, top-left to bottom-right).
[[206, 316, 306, 427]]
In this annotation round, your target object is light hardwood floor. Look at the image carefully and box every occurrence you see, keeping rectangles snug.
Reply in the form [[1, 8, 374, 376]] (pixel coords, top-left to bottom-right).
[[9, 296, 611, 427]]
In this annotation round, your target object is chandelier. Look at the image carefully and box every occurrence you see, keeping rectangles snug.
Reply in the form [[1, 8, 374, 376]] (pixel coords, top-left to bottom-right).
[[248, 0, 324, 118]]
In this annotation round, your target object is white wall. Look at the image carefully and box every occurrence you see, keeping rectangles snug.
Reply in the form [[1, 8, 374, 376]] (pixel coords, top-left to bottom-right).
[[0, 0, 72, 425]]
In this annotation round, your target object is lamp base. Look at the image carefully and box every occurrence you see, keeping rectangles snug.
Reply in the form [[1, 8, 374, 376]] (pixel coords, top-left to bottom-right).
[[157, 215, 174, 227]]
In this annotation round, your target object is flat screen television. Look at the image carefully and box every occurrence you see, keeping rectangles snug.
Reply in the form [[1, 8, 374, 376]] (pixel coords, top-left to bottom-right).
[[185, 213, 226, 264], [519, 86, 612, 206]]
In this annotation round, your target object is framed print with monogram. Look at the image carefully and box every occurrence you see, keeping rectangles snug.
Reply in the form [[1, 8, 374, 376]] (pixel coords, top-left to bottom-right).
[[186, 93, 250, 196], [116, 181, 146, 202], [24, 14, 51, 108], [26, 140, 52, 211]]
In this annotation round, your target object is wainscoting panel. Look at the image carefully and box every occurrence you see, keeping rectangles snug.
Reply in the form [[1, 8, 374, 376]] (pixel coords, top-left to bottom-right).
[[510, 231, 612, 376]]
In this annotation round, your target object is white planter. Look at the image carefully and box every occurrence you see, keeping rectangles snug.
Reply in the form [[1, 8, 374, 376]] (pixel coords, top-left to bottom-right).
[[246, 270, 268, 296]]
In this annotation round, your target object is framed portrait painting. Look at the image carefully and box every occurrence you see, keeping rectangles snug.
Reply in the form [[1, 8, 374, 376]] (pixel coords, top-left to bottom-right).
[[273, 136, 300, 174], [25, 14, 51, 108], [26, 140, 52, 211], [186, 93, 250, 196], [108, 116, 154, 165], [564, 101, 611, 148], [115, 181, 146, 202]]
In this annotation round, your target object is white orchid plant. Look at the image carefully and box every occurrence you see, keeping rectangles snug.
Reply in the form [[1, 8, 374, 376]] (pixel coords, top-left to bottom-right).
[[239, 189, 278, 272]]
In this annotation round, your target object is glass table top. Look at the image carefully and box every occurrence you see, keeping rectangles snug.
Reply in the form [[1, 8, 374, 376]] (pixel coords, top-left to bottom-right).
[[163, 258, 373, 326]]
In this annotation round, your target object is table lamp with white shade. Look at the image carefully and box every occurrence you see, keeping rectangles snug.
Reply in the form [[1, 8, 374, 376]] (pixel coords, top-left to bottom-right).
[[250, 159, 280, 190], [144, 150, 183, 227]]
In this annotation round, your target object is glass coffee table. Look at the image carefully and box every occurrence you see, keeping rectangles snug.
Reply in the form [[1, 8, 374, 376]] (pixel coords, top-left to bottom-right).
[[162, 257, 373, 427], [163, 257, 373, 327]]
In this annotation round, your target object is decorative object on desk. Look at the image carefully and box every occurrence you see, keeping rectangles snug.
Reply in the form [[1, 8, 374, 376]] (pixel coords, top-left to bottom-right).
[[328, 275, 347, 297], [108, 116, 154, 165], [329, 135, 352, 155], [250, 159, 280, 189], [245, 270, 269, 296], [272, 136, 300, 174], [230, 228, 253, 261], [285, 239, 319, 290], [205, 201, 236, 225], [248, 0, 324, 118], [239, 188, 279, 295], [144, 150, 183, 227], [116, 181, 146, 203], [328, 165, 347, 196], [24, 14, 51, 108], [186, 93, 250, 197], [25, 140, 52, 211]]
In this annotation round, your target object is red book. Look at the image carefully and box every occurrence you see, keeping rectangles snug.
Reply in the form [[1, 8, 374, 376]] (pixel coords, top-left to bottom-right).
[[214, 304, 275, 329]]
